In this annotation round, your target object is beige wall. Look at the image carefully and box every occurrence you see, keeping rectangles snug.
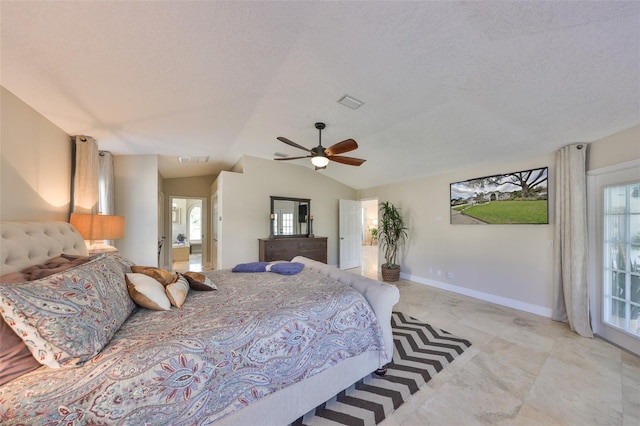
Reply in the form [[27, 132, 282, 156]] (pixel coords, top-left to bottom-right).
[[587, 125, 639, 171], [214, 156, 357, 268], [0, 86, 71, 220], [358, 126, 640, 316], [359, 155, 555, 315], [113, 155, 159, 266]]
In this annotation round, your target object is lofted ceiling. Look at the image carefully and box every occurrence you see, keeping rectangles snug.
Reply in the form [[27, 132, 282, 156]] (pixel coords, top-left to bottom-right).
[[1, 1, 638, 190]]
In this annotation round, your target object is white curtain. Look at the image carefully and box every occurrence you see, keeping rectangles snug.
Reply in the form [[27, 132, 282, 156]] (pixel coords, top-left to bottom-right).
[[72, 136, 99, 214], [552, 143, 593, 337], [98, 151, 116, 245], [98, 151, 115, 215]]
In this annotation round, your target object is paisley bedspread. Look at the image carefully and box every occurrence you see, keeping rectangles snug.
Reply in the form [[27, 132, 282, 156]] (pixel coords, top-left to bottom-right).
[[0, 268, 384, 425]]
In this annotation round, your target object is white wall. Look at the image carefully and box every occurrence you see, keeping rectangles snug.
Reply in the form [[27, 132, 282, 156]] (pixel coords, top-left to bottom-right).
[[214, 156, 357, 268], [0, 86, 71, 220], [114, 155, 159, 266]]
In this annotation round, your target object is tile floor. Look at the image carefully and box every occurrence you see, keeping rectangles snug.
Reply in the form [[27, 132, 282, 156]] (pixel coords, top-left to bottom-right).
[[173, 253, 203, 273], [347, 246, 640, 426]]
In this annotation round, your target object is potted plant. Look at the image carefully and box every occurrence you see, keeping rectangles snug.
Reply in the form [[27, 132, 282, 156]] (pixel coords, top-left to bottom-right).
[[370, 227, 378, 245], [177, 233, 186, 243], [378, 201, 408, 282]]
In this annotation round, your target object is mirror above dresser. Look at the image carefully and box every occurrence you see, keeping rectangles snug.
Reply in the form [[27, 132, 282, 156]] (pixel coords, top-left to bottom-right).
[[270, 196, 310, 238], [263, 196, 326, 263]]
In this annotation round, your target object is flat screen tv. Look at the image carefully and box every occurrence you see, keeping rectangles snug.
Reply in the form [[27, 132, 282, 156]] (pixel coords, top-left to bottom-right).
[[450, 166, 548, 225]]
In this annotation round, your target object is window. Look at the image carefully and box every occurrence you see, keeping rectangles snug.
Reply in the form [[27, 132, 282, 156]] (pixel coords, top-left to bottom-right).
[[189, 206, 202, 242], [281, 213, 293, 235], [603, 182, 640, 335]]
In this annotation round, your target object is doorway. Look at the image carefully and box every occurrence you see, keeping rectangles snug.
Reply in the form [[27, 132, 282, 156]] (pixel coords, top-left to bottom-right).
[[361, 199, 379, 278], [170, 196, 206, 272], [340, 198, 379, 276]]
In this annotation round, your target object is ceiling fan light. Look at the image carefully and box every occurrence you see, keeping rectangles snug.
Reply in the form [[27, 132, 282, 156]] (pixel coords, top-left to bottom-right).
[[311, 156, 329, 168]]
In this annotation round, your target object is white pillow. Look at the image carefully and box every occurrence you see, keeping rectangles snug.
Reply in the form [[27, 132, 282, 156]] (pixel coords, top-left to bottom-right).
[[125, 273, 171, 311], [165, 275, 189, 308]]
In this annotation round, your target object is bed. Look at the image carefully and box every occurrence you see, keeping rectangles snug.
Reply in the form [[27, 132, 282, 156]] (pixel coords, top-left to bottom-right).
[[0, 221, 399, 425]]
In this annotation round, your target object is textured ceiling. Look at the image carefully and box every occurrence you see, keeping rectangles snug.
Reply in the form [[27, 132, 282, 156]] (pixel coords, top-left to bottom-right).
[[1, 1, 639, 189]]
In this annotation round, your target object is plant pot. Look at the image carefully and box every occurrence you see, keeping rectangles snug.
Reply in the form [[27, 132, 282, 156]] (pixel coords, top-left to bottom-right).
[[381, 264, 400, 282]]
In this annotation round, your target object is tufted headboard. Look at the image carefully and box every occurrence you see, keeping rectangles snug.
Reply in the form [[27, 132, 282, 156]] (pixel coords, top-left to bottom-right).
[[0, 221, 88, 275]]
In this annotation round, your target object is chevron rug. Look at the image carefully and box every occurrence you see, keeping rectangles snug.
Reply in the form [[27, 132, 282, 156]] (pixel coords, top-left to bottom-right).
[[292, 312, 472, 426]]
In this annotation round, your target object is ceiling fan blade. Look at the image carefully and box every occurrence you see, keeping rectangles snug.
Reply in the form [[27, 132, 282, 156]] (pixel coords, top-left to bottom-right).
[[325, 139, 358, 156], [274, 155, 312, 161], [277, 137, 313, 153], [314, 165, 327, 171], [328, 155, 366, 166]]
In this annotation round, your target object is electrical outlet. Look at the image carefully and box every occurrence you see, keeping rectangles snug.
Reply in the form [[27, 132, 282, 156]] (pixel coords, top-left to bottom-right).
[[437, 270, 442, 277], [447, 271, 454, 279], [428, 267, 433, 274]]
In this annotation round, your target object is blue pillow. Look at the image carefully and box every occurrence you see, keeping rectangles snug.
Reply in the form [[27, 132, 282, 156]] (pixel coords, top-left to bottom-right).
[[269, 262, 304, 275], [232, 262, 269, 273]]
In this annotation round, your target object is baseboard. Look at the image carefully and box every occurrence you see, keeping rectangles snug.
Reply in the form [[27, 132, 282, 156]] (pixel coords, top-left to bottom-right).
[[400, 272, 553, 318]]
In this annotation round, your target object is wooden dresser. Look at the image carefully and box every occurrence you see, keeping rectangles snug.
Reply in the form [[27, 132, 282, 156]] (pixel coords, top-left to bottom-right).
[[258, 237, 327, 264]]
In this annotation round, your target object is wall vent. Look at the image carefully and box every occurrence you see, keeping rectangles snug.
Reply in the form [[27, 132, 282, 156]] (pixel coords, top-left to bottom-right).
[[337, 94, 364, 110], [178, 156, 210, 163]]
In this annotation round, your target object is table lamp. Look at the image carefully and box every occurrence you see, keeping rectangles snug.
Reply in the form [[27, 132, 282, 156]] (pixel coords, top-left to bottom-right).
[[70, 213, 125, 254]]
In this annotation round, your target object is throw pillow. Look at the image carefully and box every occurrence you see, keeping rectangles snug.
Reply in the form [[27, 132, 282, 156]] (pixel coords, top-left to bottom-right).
[[125, 273, 171, 311], [232, 261, 270, 273], [130, 265, 177, 286], [181, 271, 217, 291], [165, 275, 189, 308], [268, 261, 305, 275], [0, 254, 135, 368]]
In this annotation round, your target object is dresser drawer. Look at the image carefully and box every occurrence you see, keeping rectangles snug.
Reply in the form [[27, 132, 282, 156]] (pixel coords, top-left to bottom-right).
[[263, 248, 297, 262], [259, 237, 327, 264], [298, 239, 325, 250]]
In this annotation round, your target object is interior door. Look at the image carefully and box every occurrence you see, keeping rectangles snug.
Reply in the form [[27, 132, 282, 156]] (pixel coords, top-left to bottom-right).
[[158, 191, 165, 268], [211, 192, 219, 270], [339, 199, 362, 270]]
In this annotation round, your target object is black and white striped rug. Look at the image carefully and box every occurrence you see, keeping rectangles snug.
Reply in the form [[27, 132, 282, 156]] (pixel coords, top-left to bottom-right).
[[292, 312, 472, 426]]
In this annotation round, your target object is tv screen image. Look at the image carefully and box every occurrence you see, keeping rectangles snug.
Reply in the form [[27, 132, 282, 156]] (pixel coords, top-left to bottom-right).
[[450, 167, 549, 225]]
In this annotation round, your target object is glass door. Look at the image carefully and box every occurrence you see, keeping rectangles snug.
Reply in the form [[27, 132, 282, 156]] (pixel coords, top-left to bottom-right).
[[589, 163, 640, 355], [603, 182, 640, 335]]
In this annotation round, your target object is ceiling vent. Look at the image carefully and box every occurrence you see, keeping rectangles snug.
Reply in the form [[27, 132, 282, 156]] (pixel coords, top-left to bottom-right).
[[337, 94, 364, 110], [178, 156, 210, 164]]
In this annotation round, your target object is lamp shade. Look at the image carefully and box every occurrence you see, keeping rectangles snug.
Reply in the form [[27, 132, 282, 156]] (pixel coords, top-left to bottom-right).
[[70, 213, 125, 240]]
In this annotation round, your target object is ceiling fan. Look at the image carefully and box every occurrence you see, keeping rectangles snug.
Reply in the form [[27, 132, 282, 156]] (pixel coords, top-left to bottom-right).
[[275, 122, 366, 170]]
